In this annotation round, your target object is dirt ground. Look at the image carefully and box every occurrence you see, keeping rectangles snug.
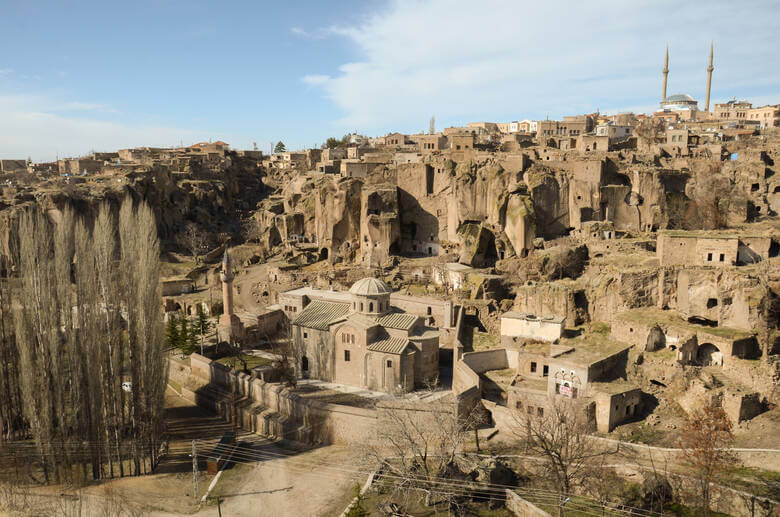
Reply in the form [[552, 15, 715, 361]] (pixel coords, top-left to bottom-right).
[[71, 388, 362, 517]]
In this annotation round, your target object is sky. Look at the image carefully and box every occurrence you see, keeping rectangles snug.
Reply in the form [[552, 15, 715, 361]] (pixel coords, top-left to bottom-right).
[[1, 0, 779, 161]]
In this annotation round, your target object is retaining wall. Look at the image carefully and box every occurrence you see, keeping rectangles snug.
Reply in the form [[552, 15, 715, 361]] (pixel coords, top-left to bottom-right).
[[506, 490, 552, 516]]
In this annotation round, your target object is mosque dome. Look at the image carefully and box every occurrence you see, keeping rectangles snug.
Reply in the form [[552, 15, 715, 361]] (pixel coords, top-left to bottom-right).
[[349, 277, 392, 296], [666, 94, 696, 103]]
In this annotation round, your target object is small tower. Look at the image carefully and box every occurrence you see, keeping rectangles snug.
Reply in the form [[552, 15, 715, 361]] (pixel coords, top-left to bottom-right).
[[704, 41, 714, 112], [662, 44, 669, 103], [219, 250, 242, 341]]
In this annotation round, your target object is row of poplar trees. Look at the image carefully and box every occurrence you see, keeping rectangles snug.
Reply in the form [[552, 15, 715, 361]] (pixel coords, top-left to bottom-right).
[[0, 196, 168, 483]]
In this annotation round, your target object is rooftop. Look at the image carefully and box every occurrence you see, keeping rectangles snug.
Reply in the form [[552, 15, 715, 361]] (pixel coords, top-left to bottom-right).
[[292, 301, 350, 330], [590, 379, 641, 395], [502, 311, 565, 324], [282, 286, 352, 303], [376, 311, 419, 330], [509, 375, 549, 393], [554, 333, 631, 366], [367, 337, 412, 355]]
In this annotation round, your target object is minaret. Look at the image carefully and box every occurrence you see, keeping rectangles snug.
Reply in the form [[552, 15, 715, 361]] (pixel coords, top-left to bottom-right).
[[662, 44, 669, 103], [704, 41, 714, 112], [219, 249, 241, 341]]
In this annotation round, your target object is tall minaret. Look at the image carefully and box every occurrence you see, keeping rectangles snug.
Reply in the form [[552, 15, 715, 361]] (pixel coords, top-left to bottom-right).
[[704, 41, 714, 112], [219, 249, 241, 341], [662, 44, 669, 103]]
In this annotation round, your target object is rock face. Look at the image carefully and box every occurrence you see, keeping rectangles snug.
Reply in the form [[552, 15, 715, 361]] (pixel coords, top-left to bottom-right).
[[0, 157, 266, 264]]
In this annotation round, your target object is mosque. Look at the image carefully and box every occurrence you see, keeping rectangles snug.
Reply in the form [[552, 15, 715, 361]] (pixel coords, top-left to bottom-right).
[[655, 42, 715, 121]]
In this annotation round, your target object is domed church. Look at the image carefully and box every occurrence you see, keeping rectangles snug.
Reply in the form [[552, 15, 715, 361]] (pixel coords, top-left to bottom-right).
[[288, 277, 439, 393]]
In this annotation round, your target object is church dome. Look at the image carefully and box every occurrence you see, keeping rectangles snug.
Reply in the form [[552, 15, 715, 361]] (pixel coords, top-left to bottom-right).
[[349, 277, 392, 296]]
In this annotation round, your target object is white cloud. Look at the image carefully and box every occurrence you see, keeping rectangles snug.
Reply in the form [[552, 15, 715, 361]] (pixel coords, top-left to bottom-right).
[[0, 94, 207, 162], [307, 0, 780, 131], [302, 74, 331, 86], [52, 101, 117, 113], [290, 26, 328, 40], [0, 68, 12, 76]]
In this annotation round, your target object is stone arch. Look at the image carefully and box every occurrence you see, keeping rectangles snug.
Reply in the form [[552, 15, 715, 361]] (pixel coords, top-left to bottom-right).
[[645, 325, 666, 352], [319, 248, 329, 261], [697, 343, 723, 366], [301, 355, 309, 374]]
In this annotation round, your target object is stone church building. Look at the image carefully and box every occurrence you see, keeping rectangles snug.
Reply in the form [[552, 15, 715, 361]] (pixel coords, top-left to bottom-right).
[[288, 278, 439, 393]]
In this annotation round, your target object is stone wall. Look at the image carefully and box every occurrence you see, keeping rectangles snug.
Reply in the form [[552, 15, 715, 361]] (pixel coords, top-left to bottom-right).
[[593, 388, 643, 433], [500, 313, 564, 342], [186, 353, 378, 445], [461, 348, 511, 374], [390, 293, 453, 328], [505, 490, 552, 516], [512, 282, 586, 328], [722, 391, 764, 424]]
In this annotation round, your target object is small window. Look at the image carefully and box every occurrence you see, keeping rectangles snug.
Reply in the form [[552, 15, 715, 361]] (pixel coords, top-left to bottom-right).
[[707, 252, 713, 261], [530, 362, 537, 373], [543, 365, 549, 376], [360, 303, 364, 312], [526, 406, 533, 415], [344, 350, 350, 362], [303, 332, 308, 339], [369, 302, 374, 312], [537, 407, 544, 418], [386, 360, 392, 368], [706, 298, 718, 309], [719, 254, 725, 262], [515, 401, 522, 409], [427, 306, 432, 316]]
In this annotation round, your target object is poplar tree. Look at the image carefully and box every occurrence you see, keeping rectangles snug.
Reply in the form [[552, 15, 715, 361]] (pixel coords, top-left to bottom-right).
[[8, 196, 167, 482]]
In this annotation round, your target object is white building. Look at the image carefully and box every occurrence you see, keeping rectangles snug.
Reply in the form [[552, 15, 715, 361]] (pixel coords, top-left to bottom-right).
[[500, 312, 564, 343]]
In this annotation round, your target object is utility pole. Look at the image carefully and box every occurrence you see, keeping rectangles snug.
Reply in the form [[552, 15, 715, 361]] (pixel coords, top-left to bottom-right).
[[191, 439, 199, 501], [217, 497, 223, 517], [232, 378, 238, 435]]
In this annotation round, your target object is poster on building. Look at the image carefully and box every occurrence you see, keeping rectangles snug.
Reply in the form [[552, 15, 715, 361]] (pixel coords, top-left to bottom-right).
[[559, 384, 573, 397]]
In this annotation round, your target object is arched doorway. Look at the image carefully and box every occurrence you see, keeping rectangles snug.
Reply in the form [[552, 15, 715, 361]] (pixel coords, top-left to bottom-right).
[[697, 343, 723, 366], [645, 326, 666, 352], [319, 248, 329, 261], [301, 356, 309, 377]]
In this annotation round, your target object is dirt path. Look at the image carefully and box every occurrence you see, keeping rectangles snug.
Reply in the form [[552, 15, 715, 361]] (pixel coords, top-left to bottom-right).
[[146, 444, 360, 517]]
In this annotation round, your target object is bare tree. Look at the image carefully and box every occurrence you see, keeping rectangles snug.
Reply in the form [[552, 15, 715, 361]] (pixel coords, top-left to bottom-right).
[[7, 197, 167, 483], [177, 222, 211, 264], [367, 397, 487, 512], [513, 398, 616, 514], [677, 405, 739, 517], [241, 216, 263, 244]]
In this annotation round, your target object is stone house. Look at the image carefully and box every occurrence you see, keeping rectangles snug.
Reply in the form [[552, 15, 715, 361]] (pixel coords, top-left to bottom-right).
[[161, 277, 194, 296], [288, 278, 439, 393], [501, 337, 637, 432], [500, 312, 564, 344], [657, 231, 774, 267], [595, 123, 633, 142], [418, 135, 447, 153], [576, 135, 610, 153], [449, 134, 476, 151], [385, 133, 408, 147]]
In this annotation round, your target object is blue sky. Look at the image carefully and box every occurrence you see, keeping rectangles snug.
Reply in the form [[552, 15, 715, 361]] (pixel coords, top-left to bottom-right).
[[1, 0, 779, 161]]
